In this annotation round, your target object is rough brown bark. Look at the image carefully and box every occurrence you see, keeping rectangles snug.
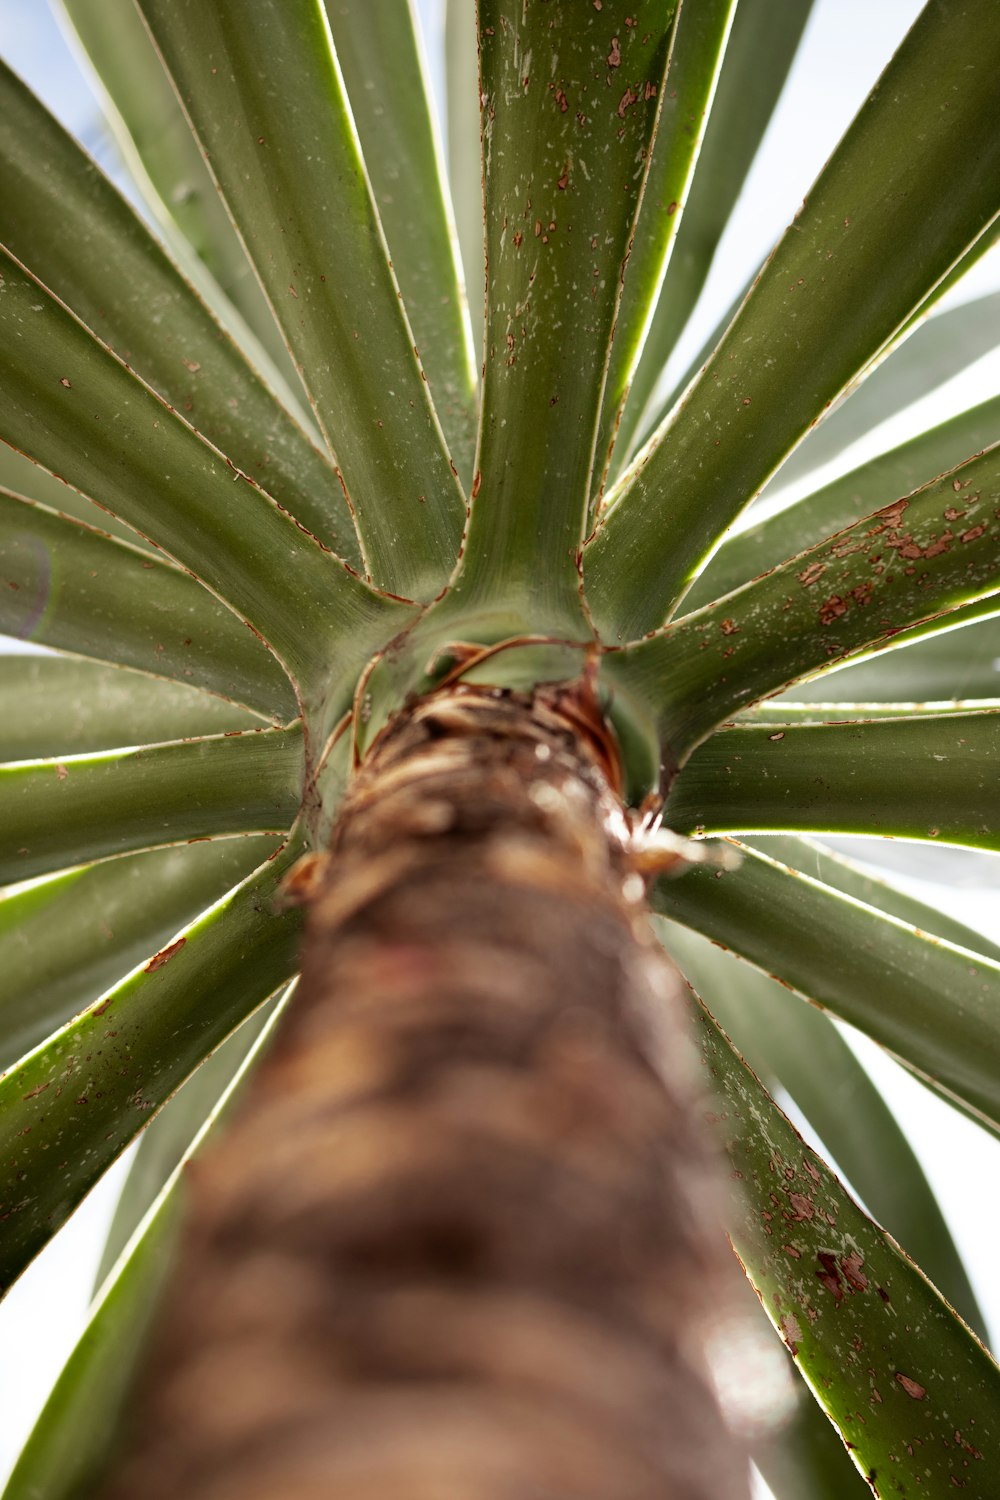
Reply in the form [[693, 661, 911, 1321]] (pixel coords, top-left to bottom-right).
[[99, 679, 749, 1499]]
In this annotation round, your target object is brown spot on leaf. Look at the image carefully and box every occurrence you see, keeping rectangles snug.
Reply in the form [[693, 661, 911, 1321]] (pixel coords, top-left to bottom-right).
[[144, 937, 187, 973], [819, 595, 848, 625], [841, 1252, 868, 1292], [895, 1373, 926, 1400]]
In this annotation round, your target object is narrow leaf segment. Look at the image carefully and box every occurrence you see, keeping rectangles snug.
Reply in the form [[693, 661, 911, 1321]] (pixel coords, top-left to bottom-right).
[[697, 997, 1000, 1495], [686, 393, 1000, 612], [773, 284, 1000, 499], [654, 840, 1000, 1136], [0, 725, 302, 883], [0, 837, 277, 1072], [451, 0, 675, 632], [0, 490, 297, 721], [0, 249, 405, 698], [0, 657, 262, 762], [664, 919, 987, 1337], [0, 59, 360, 564], [614, 0, 818, 473], [136, 0, 466, 598], [609, 444, 1000, 769], [0, 841, 303, 1295], [323, 0, 477, 484], [1, 990, 289, 1500], [592, 0, 733, 501], [667, 710, 1000, 851], [786, 607, 1000, 706], [585, 0, 1000, 638], [59, 0, 308, 399]]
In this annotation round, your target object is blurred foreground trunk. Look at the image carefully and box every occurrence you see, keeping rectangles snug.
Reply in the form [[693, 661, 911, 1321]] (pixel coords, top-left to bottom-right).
[[99, 680, 748, 1500]]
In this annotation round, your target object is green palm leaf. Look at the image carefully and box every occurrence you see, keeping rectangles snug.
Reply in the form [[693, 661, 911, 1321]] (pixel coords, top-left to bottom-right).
[[585, 0, 1000, 638]]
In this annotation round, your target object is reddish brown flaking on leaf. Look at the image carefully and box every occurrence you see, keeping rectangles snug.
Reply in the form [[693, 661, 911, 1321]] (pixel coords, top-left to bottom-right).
[[22, 1081, 50, 1101], [895, 1373, 926, 1401], [819, 595, 848, 625], [816, 1251, 844, 1301], [608, 37, 622, 68], [144, 937, 187, 974], [798, 561, 826, 587], [780, 1312, 802, 1355], [787, 1192, 814, 1222], [840, 1252, 869, 1292]]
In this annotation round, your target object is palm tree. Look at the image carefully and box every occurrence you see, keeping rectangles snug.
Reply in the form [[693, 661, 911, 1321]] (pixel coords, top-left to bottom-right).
[[0, 0, 999, 1494]]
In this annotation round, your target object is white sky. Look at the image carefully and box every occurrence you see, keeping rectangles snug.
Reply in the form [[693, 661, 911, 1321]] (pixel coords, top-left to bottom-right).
[[0, 1, 998, 1494]]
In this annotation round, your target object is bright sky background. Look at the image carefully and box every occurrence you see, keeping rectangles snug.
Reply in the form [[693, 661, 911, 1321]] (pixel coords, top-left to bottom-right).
[[0, 1, 998, 1494]]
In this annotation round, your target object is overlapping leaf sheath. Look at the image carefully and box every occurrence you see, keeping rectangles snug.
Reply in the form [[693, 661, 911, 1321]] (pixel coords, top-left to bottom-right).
[[97, 682, 747, 1500]]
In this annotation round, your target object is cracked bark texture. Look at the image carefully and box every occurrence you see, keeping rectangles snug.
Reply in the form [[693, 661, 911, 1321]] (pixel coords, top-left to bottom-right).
[[98, 681, 749, 1500]]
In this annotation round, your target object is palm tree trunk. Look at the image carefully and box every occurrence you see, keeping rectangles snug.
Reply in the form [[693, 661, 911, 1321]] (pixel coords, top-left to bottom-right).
[[99, 679, 749, 1499]]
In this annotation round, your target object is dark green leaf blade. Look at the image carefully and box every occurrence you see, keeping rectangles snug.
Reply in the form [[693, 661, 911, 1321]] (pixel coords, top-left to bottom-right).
[[686, 393, 1000, 612], [135, 0, 466, 599], [0, 490, 297, 720], [449, 0, 675, 634], [742, 832, 1000, 963], [93, 991, 285, 1292], [585, 0, 1000, 639], [592, 0, 733, 501], [695, 994, 1000, 1495], [653, 840, 1000, 1135], [0, 437, 152, 553], [666, 710, 1000, 851], [0, 657, 263, 761], [0, 841, 303, 1295], [0, 247, 406, 698], [610, 0, 818, 477], [0, 725, 302, 883], [784, 606, 1000, 705], [0, 58, 360, 564], [771, 285, 1000, 499], [0, 837, 277, 1072], [609, 444, 1000, 769], [323, 0, 477, 484], [58, 0, 309, 400]]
